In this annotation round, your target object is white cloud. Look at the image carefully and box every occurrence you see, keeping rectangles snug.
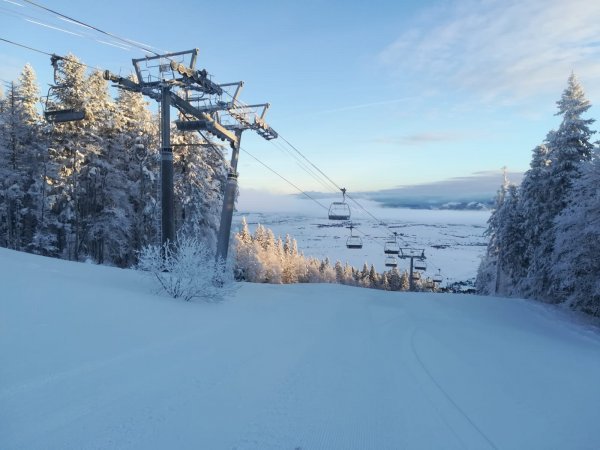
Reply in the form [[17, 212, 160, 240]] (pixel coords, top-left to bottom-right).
[[379, 0, 600, 103], [365, 170, 524, 205], [374, 131, 469, 145]]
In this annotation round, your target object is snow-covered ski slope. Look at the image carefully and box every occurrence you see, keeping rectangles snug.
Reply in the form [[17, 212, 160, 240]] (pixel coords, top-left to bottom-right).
[[1, 248, 599, 450]]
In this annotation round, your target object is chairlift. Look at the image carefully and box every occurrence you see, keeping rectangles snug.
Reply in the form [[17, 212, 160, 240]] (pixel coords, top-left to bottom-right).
[[328, 187, 351, 220], [384, 255, 397, 267], [43, 55, 86, 124], [433, 269, 443, 284], [414, 259, 427, 271], [412, 271, 421, 281], [346, 224, 363, 249], [384, 231, 400, 254]]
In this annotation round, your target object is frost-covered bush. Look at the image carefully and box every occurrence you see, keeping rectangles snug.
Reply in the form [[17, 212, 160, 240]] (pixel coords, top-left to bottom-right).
[[138, 235, 235, 301]]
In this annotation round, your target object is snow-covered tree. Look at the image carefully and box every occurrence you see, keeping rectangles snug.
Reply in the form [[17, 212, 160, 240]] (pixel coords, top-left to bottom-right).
[[531, 74, 595, 302], [113, 78, 160, 259], [172, 122, 226, 250], [552, 147, 600, 315], [514, 143, 552, 296], [0, 66, 43, 251], [476, 169, 510, 294], [41, 55, 89, 260]]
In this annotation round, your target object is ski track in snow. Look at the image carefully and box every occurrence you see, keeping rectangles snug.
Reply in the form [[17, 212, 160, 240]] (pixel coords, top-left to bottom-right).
[[407, 327, 497, 449]]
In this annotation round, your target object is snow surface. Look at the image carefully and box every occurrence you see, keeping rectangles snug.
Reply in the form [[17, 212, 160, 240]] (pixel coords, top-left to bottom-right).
[[2, 247, 600, 450]]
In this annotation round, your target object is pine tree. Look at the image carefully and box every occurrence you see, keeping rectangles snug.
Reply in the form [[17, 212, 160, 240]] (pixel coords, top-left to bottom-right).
[[516, 143, 552, 296], [476, 169, 510, 294], [388, 268, 402, 291], [172, 122, 226, 250], [369, 264, 378, 287], [380, 272, 390, 291], [42, 55, 88, 260], [76, 69, 131, 265], [400, 270, 410, 291], [535, 74, 595, 301], [16, 64, 43, 252], [114, 79, 160, 257], [495, 185, 526, 295], [0, 66, 43, 251], [552, 147, 600, 315]]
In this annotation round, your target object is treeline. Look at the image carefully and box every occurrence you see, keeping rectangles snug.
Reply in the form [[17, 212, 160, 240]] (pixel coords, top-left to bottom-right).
[[0, 57, 227, 267], [234, 218, 436, 291], [477, 74, 600, 317]]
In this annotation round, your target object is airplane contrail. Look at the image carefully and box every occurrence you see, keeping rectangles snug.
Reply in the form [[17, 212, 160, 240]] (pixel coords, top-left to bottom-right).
[[25, 18, 83, 37], [314, 97, 415, 115]]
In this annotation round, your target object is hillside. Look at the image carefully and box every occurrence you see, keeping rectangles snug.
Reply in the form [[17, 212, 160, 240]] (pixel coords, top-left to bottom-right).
[[1, 248, 599, 449]]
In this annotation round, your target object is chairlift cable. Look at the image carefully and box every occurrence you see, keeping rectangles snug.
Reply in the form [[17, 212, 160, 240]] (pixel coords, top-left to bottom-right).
[[20, 0, 163, 56], [1, 27, 426, 263], [0, 36, 53, 56], [5, 2, 396, 235], [269, 139, 336, 194], [239, 146, 329, 211], [0, 36, 104, 72]]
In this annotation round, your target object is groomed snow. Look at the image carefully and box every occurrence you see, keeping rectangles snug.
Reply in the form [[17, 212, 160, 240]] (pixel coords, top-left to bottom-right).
[[1, 248, 599, 450]]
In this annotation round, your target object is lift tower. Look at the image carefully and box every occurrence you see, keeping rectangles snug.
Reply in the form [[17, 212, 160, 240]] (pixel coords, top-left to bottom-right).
[[104, 49, 277, 259], [399, 248, 427, 291]]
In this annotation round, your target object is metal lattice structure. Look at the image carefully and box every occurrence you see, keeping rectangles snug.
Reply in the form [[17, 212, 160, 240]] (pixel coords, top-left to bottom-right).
[[104, 49, 277, 263], [398, 248, 426, 291]]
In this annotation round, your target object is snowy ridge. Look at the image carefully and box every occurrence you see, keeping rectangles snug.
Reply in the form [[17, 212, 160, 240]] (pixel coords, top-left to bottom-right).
[[1, 247, 600, 449]]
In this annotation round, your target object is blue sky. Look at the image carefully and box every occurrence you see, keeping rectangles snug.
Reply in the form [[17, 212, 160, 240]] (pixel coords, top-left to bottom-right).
[[1, 0, 600, 197]]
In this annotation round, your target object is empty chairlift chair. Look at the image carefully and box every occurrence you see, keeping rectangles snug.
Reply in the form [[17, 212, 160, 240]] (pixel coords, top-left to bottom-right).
[[384, 255, 397, 268], [414, 259, 427, 272], [433, 269, 443, 284], [43, 55, 86, 124], [384, 231, 400, 254], [346, 224, 363, 249], [328, 187, 351, 220]]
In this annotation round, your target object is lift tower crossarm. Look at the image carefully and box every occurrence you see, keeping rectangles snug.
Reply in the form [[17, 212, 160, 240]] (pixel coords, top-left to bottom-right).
[[170, 61, 223, 96], [169, 93, 238, 146], [228, 103, 278, 140], [131, 49, 199, 85], [103, 71, 140, 91]]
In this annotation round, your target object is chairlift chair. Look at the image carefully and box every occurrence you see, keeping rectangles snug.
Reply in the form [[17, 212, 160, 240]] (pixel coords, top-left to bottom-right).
[[384, 231, 400, 254], [43, 55, 86, 124], [329, 202, 351, 220], [346, 235, 363, 249], [384, 255, 397, 267], [328, 187, 351, 220], [414, 259, 427, 271], [412, 271, 421, 281], [346, 224, 363, 249], [433, 270, 443, 284], [384, 241, 400, 255]]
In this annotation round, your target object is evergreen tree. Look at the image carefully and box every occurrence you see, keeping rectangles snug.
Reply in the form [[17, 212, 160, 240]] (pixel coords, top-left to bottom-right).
[[0, 66, 43, 251], [495, 185, 525, 295], [388, 268, 402, 291], [16, 64, 43, 252], [114, 79, 160, 257], [476, 169, 510, 294], [172, 123, 226, 250], [516, 143, 552, 296], [535, 74, 595, 301], [400, 270, 410, 291], [42, 55, 88, 260], [552, 147, 600, 315]]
